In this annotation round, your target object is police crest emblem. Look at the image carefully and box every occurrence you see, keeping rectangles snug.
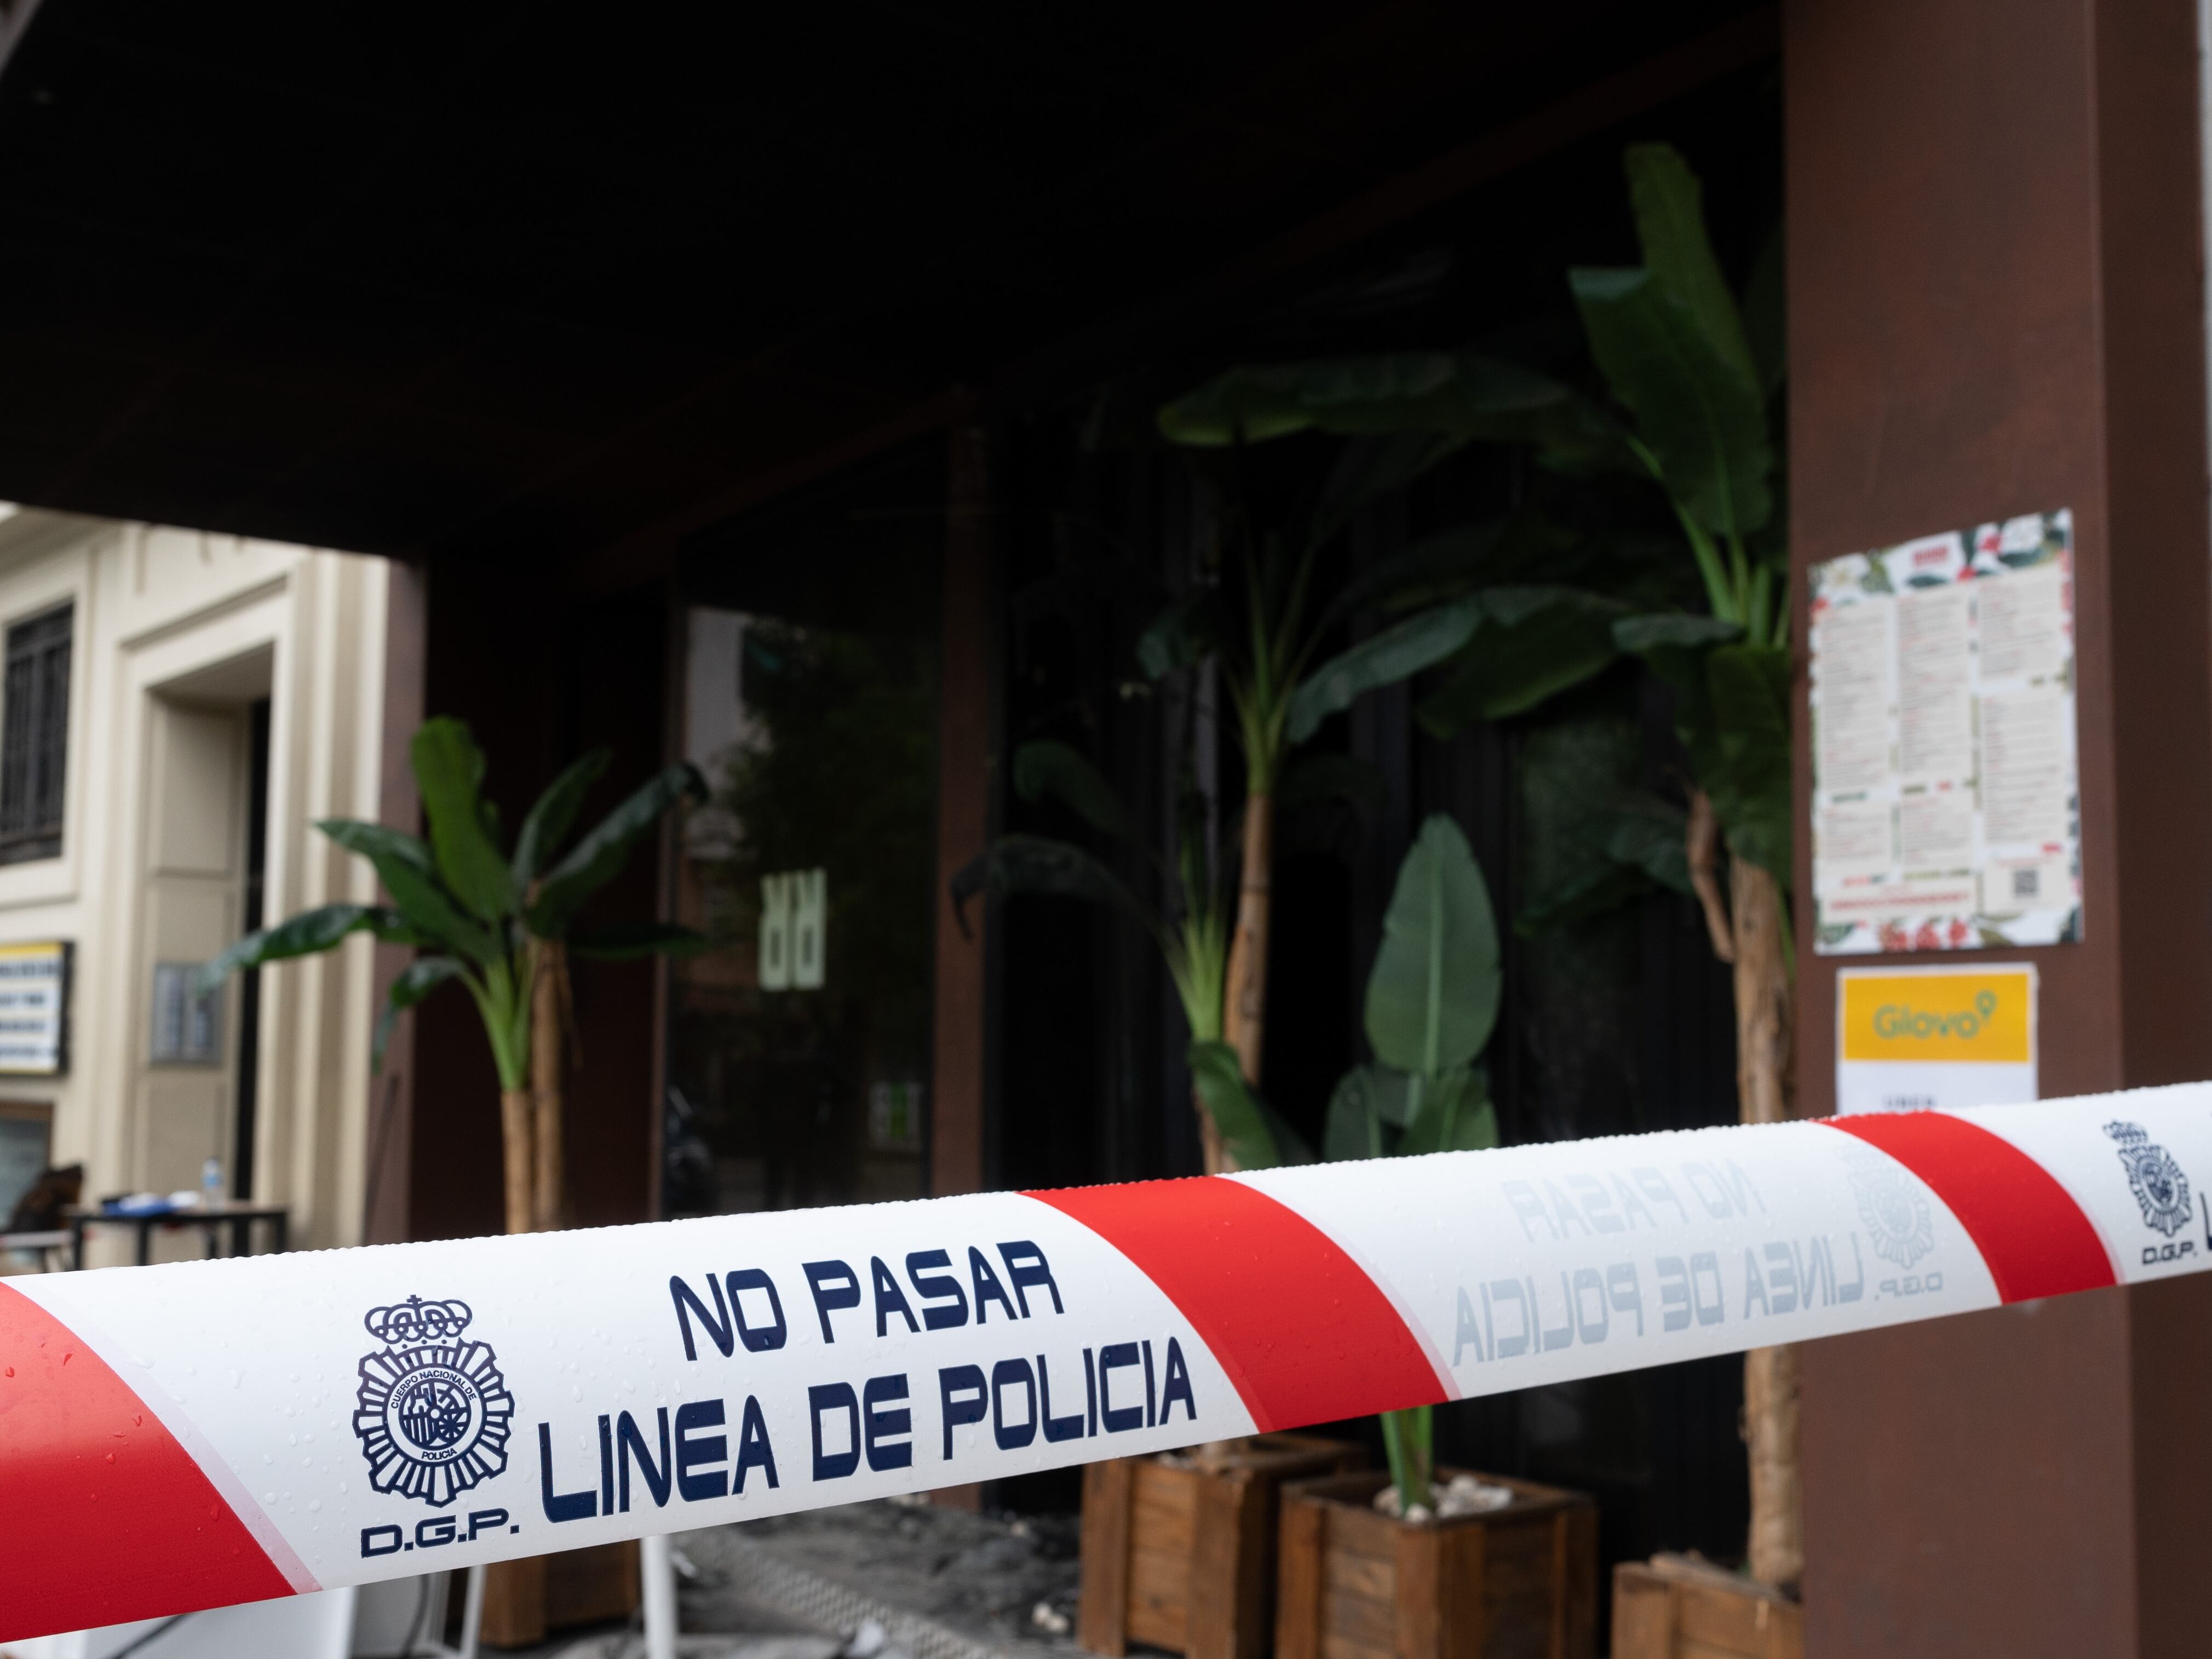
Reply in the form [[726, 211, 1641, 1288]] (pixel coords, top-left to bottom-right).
[[1846, 1155, 1935, 1270], [2105, 1121, 2192, 1238], [353, 1296, 515, 1508]]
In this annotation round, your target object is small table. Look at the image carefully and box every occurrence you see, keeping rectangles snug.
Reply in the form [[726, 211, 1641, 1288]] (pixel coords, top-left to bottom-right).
[[65, 1202, 291, 1268], [0, 1229, 72, 1270]]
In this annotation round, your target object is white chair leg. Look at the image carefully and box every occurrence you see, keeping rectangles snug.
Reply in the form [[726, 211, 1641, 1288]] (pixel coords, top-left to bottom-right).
[[641, 1534, 677, 1659], [456, 1564, 487, 1659]]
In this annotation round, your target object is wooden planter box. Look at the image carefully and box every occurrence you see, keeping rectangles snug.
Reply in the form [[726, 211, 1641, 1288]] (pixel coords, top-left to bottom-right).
[[1610, 1555, 1801, 1659], [1275, 1469, 1596, 1659], [480, 1541, 641, 1647], [1081, 1433, 1364, 1659]]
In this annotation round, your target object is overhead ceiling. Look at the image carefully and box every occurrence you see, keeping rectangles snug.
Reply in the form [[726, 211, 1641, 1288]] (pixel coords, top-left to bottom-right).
[[0, 1, 1771, 574]]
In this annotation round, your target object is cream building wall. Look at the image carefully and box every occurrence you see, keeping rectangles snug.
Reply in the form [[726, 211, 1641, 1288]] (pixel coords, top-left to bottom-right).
[[0, 508, 388, 1259]]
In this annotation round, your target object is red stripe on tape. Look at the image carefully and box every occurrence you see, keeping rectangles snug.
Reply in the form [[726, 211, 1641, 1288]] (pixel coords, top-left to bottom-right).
[[0, 1282, 294, 1639], [1027, 1176, 1446, 1431], [1822, 1112, 2116, 1301]]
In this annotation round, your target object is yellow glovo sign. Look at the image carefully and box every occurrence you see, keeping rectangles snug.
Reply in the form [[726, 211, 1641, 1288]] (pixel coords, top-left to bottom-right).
[[1840, 968, 2034, 1064]]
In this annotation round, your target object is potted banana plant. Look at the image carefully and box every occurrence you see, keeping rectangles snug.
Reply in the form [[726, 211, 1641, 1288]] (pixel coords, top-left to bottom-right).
[[952, 744, 1369, 1659], [203, 716, 705, 1237], [1156, 143, 1800, 1635], [200, 717, 705, 1647], [1268, 815, 1598, 1659]]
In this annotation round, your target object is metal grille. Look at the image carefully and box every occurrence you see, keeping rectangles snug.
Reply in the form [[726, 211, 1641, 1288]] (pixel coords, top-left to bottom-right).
[[0, 605, 71, 864]]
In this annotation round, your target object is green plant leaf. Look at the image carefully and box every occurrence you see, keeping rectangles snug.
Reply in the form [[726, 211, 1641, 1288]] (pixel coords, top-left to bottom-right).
[[1396, 1065, 1497, 1155], [529, 763, 708, 938], [1187, 1039, 1283, 1170], [1515, 784, 1691, 934], [1613, 610, 1744, 659], [569, 922, 712, 961], [1014, 741, 1134, 841], [1570, 266, 1773, 541], [1324, 1066, 1387, 1160], [1415, 587, 1627, 737], [195, 903, 423, 994], [1624, 143, 1763, 396], [411, 719, 519, 923], [1364, 815, 1501, 1078], [947, 835, 1155, 940], [1704, 642, 1793, 876], [1158, 353, 1578, 446], [1136, 590, 1226, 679], [514, 749, 611, 886], [372, 955, 468, 1070], [316, 819, 503, 966], [1305, 432, 1469, 552], [1741, 221, 1786, 401], [1286, 596, 1481, 744]]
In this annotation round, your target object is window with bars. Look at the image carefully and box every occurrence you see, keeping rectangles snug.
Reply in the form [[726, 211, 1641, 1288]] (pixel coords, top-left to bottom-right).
[[0, 605, 71, 864]]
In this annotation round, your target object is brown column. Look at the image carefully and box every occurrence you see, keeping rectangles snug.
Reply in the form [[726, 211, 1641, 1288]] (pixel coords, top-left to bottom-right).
[[363, 555, 426, 1245], [1788, 1, 2212, 1654], [932, 426, 995, 1201]]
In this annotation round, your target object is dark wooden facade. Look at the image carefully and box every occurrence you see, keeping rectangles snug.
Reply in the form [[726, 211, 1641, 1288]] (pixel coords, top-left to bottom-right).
[[5, 2, 2212, 1650]]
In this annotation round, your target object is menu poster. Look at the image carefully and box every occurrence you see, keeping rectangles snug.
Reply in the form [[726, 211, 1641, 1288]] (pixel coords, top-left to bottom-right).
[[1809, 508, 2079, 955]]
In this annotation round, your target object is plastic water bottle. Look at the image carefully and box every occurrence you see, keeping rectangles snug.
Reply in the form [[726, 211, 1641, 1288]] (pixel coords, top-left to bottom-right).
[[200, 1156, 223, 1208]]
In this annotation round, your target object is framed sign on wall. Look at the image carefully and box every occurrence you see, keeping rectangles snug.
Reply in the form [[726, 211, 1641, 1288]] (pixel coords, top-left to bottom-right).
[[1809, 509, 2079, 954], [0, 940, 69, 1076]]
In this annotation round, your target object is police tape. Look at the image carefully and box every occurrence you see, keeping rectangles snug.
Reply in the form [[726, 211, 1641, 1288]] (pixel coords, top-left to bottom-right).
[[7, 1083, 2211, 1640]]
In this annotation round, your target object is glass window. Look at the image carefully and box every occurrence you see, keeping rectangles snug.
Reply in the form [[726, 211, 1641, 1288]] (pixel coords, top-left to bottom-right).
[[664, 448, 941, 1216], [0, 603, 71, 864]]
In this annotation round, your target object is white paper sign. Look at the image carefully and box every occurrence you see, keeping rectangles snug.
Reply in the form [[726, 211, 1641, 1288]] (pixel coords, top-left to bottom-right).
[[1809, 509, 2080, 954]]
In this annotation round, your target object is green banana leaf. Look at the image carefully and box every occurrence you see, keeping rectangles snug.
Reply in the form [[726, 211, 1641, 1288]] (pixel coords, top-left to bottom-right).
[[513, 749, 611, 886], [1706, 643, 1792, 876], [1396, 1065, 1497, 1156], [1364, 816, 1501, 1078], [1303, 431, 1470, 554], [1516, 774, 1693, 935], [1569, 266, 1773, 543], [411, 718, 519, 923], [528, 762, 706, 938], [372, 955, 468, 1067], [1414, 586, 1629, 737], [1623, 143, 1765, 398], [1014, 741, 1135, 840], [1740, 222, 1786, 403], [1323, 1061, 1495, 1159], [1613, 615, 1790, 877], [1159, 352, 1574, 446], [316, 819, 502, 966], [948, 835, 1153, 940], [1286, 595, 1483, 744], [1187, 1039, 1313, 1169], [1136, 589, 1226, 680], [195, 902, 424, 995]]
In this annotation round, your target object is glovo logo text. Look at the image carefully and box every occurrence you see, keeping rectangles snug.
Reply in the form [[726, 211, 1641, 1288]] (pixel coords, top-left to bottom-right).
[[1840, 971, 2032, 1064]]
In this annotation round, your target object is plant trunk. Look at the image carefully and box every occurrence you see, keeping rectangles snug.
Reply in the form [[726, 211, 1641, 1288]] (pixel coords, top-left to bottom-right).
[[1221, 792, 1274, 1091], [531, 941, 567, 1232], [1729, 854, 1800, 1589], [1193, 1083, 1229, 1177], [1743, 1340, 1802, 1589], [498, 1088, 535, 1236]]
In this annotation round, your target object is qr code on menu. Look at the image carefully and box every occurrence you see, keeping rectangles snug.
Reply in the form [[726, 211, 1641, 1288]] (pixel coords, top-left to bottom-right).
[[2012, 868, 2039, 899]]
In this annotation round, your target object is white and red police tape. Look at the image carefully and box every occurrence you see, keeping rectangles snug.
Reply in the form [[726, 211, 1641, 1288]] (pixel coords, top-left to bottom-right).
[[6, 1084, 2211, 1640]]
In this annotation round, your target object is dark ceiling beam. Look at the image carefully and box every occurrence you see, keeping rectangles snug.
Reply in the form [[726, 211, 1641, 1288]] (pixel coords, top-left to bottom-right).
[[551, 7, 1780, 595], [995, 5, 1780, 407], [557, 385, 978, 599], [0, 0, 45, 78]]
